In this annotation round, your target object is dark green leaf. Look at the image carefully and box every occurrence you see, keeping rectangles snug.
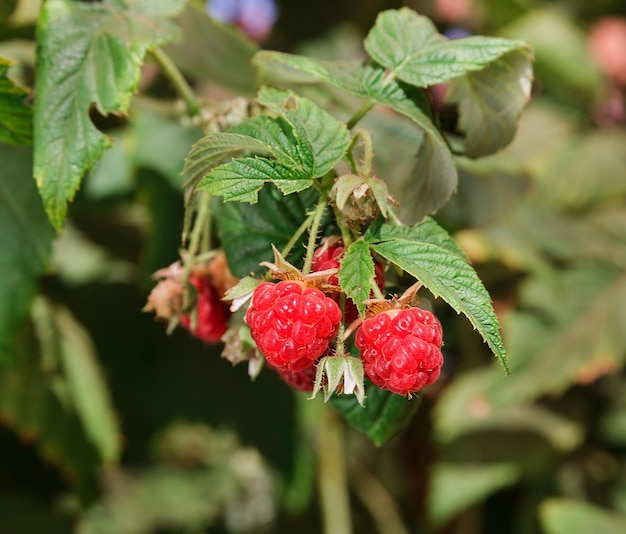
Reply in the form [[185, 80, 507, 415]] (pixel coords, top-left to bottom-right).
[[0, 56, 32, 145], [331, 382, 420, 446], [256, 87, 351, 178], [164, 1, 258, 94], [366, 219, 508, 370], [0, 144, 53, 363], [253, 52, 457, 221], [338, 240, 376, 318], [33, 0, 186, 229], [217, 186, 319, 277], [446, 48, 533, 157], [364, 8, 527, 87]]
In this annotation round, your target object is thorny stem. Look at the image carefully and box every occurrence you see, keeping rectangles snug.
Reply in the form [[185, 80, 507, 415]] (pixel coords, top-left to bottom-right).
[[370, 279, 386, 300], [347, 100, 375, 130], [302, 193, 328, 275], [151, 47, 201, 117], [387, 208, 403, 226], [332, 205, 354, 248], [317, 406, 353, 534]]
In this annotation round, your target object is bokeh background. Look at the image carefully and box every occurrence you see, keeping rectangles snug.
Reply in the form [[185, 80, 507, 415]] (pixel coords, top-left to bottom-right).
[[1, 0, 626, 532]]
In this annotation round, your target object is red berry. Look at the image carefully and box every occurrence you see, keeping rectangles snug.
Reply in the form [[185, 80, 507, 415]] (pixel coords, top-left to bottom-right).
[[276, 364, 317, 392], [355, 307, 443, 396], [246, 280, 341, 372], [179, 276, 231, 343], [311, 243, 385, 323]]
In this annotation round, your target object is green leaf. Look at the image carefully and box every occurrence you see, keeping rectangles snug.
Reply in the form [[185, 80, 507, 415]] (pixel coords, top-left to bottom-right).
[[184, 132, 274, 191], [540, 499, 626, 534], [338, 240, 376, 318], [366, 219, 507, 371], [164, 1, 258, 94], [0, 56, 32, 145], [198, 156, 312, 201], [33, 0, 186, 229], [446, 48, 533, 157], [364, 8, 527, 87], [253, 52, 457, 222], [0, 144, 54, 363], [330, 382, 420, 446], [255, 87, 351, 179], [217, 185, 320, 277], [428, 463, 519, 525]]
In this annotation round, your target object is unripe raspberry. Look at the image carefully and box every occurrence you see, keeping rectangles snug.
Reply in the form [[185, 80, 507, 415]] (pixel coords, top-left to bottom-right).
[[312, 242, 385, 323], [355, 307, 443, 396], [246, 280, 342, 372], [179, 276, 231, 343]]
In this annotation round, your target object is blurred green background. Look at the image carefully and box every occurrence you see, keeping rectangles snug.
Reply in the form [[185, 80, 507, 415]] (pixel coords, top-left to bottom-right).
[[1, 0, 626, 532]]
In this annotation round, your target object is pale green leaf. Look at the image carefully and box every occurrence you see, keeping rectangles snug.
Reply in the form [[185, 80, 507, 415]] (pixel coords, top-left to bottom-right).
[[540, 499, 626, 534], [0, 56, 32, 145], [33, 0, 186, 229], [256, 87, 351, 178], [446, 48, 533, 157], [338, 240, 377, 318], [364, 8, 527, 86], [253, 52, 457, 221], [198, 156, 312, 201], [0, 145, 53, 363], [366, 219, 507, 370], [428, 463, 519, 525]]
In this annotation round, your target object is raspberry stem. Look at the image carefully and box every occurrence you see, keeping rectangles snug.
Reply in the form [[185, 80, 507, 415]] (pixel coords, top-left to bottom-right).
[[150, 48, 200, 118], [181, 192, 212, 307], [317, 405, 353, 534], [302, 193, 329, 275]]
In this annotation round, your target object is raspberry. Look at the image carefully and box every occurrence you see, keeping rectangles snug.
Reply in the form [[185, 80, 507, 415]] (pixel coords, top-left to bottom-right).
[[246, 280, 342, 372], [276, 364, 317, 392], [311, 243, 385, 323], [355, 307, 443, 396], [179, 276, 231, 343]]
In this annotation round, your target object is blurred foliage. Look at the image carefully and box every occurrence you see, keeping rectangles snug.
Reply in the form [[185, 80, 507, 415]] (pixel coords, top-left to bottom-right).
[[1, 0, 626, 533]]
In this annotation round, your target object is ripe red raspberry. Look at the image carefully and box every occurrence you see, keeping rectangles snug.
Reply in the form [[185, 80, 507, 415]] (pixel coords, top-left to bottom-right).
[[179, 276, 231, 343], [311, 243, 385, 323], [276, 364, 317, 392], [355, 307, 443, 396], [246, 280, 342, 372]]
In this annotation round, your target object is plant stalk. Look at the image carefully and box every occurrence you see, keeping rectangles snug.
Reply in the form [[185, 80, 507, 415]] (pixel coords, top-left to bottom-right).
[[347, 101, 375, 130], [151, 47, 201, 117], [317, 405, 352, 534], [302, 194, 328, 275]]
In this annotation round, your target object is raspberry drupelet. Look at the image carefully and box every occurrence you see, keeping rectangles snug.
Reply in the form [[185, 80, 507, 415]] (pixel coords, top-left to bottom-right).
[[355, 307, 444, 396], [246, 280, 342, 372]]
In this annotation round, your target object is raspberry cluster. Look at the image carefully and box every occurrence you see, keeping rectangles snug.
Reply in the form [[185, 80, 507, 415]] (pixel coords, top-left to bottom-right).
[[246, 281, 342, 372], [355, 307, 443, 396], [179, 276, 231, 343]]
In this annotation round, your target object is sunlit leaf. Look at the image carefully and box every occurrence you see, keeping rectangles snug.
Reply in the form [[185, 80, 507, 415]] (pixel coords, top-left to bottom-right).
[[253, 52, 456, 222], [364, 8, 527, 86], [366, 219, 507, 370], [33, 0, 186, 229]]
